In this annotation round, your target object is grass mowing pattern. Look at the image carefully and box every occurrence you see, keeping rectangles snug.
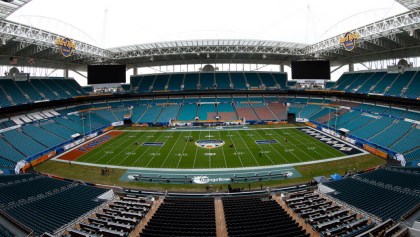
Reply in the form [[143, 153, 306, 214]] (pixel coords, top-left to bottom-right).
[[76, 128, 345, 168]]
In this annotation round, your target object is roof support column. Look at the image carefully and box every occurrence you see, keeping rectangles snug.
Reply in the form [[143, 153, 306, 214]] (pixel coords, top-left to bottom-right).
[[63, 69, 69, 78], [133, 67, 138, 76], [280, 65, 285, 72], [348, 63, 354, 72]]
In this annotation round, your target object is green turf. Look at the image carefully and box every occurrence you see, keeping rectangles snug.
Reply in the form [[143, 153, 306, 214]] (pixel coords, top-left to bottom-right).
[[75, 128, 346, 168]]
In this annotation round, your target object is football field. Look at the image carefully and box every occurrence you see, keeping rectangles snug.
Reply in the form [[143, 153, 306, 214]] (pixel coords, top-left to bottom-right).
[[70, 128, 350, 169]]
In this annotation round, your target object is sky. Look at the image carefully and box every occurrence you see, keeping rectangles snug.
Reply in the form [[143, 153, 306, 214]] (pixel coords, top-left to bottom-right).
[[9, 0, 407, 48], [5, 0, 409, 85]]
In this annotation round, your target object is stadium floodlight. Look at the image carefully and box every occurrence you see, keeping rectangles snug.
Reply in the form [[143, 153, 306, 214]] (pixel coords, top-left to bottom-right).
[[207, 53, 210, 58], [1, 38, 5, 45]]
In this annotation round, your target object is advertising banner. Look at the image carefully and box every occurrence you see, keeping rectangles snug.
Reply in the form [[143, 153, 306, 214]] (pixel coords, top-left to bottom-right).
[[363, 144, 388, 159]]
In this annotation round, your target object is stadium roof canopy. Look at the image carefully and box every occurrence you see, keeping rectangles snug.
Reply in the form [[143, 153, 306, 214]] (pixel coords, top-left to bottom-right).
[[0, 0, 31, 19], [0, 0, 419, 70], [395, 0, 420, 10]]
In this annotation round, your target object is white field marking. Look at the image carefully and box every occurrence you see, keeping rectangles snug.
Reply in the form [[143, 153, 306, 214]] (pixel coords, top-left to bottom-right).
[[127, 131, 168, 167], [285, 129, 330, 159], [52, 126, 368, 167], [299, 126, 367, 154], [144, 131, 176, 168], [53, 152, 367, 171], [226, 130, 244, 167], [286, 129, 337, 157], [217, 130, 228, 168], [233, 152, 245, 155], [246, 130, 277, 165], [176, 131, 193, 168], [208, 130, 211, 168], [160, 131, 184, 168], [244, 130, 276, 165], [89, 132, 144, 164], [52, 130, 115, 161], [281, 128, 340, 158], [192, 131, 202, 168], [260, 129, 304, 163], [112, 132, 152, 166], [109, 131, 152, 165], [255, 129, 293, 164], [234, 130, 260, 166], [117, 126, 300, 133]]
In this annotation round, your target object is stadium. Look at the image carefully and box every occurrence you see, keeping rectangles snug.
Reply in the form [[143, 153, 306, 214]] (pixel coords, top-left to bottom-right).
[[0, 0, 419, 236]]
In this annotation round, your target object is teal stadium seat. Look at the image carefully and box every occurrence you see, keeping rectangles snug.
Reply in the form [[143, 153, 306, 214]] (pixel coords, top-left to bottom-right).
[[215, 73, 231, 89], [183, 74, 199, 90]]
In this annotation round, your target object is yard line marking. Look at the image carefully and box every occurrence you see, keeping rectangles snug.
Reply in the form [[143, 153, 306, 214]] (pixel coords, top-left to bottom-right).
[[227, 131, 244, 167], [160, 131, 184, 167], [115, 132, 152, 166], [289, 128, 342, 157], [107, 131, 153, 165], [234, 130, 260, 166], [144, 131, 176, 168], [274, 129, 332, 159], [217, 130, 228, 168], [128, 131, 167, 167], [262, 129, 305, 163], [192, 131, 202, 168], [247, 130, 283, 165], [176, 131, 193, 168], [90, 132, 143, 164], [272, 129, 330, 161]]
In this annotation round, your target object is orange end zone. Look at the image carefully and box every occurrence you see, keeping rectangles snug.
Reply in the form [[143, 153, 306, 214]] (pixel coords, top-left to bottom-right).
[[58, 131, 124, 161]]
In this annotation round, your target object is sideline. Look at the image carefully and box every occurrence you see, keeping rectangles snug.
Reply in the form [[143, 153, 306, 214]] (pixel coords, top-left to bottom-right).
[[52, 126, 368, 172]]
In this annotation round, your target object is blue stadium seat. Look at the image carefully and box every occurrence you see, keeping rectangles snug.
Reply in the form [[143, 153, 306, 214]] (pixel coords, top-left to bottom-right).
[[324, 170, 420, 221], [244, 73, 262, 88], [30, 79, 60, 100], [272, 73, 287, 89], [155, 105, 180, 123], [370, 74, 399, 94], [40, 79, 72, 99], [15, 80, 43, 101], [351, 117, 394, 140], [259, 73, 276, 88], [370, 120, 413, 148], [199, 73, 215, 90], [153, 74, 170, 91], [345, 73, 374, 93], [138, 75, 156, 93], [2, 129, 47, 157], [138, 106, 164, 123], [230, 73, 247, 90], [41, 121, 78, 140], [198, 104, 216, 120], [0, 79, 29, 105], [215, 73, 231, 89], [22, 124, 66, 147], [183, 74, 199, 90], [167, 74, 184, 91], [355, 72, 385, 94], [390, 127, 419, 153], [402, 71, 420, 99], [177, 104, 197, 121], [385, 71, 416, 97]]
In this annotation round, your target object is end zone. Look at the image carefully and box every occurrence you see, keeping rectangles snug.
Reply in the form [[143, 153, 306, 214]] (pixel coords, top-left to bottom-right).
[[57, 131, 124, 161]]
